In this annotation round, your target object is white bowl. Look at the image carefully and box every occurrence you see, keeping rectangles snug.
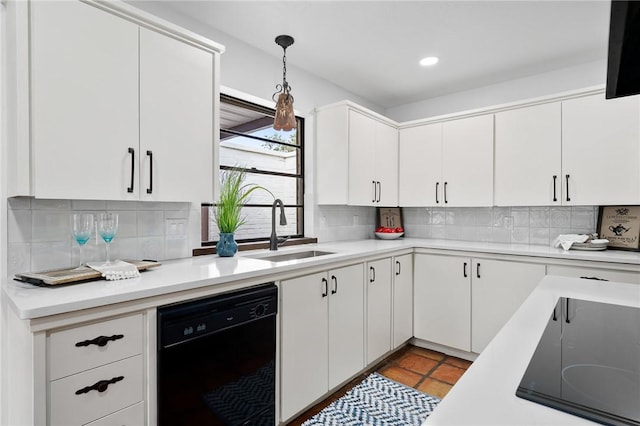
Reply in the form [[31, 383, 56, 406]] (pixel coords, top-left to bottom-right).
[[375, 232, 404, 240]]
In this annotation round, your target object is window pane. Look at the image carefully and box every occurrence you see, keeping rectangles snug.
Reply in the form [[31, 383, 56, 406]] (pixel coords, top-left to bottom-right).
[[241, 174, 299, 205], [220, 133, 299, 175], [207, 206, 299, 241]]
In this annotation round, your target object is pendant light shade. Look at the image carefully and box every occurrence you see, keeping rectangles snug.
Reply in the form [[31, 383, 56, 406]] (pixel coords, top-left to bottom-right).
[[272, 35, 296, 131]]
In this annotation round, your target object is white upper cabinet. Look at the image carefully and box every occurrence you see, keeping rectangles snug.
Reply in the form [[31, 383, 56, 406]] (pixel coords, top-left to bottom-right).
[[348, 110, 377, 205], [30, 1, 139, 200], [139, 28, 213, 202], [10, 0, 222, 202], [441, 115, 494, 206], [398, 124, 443, 206], [561, 94, 640, 205], [316, 103, 398, 206], [494, 103, 562, 206]]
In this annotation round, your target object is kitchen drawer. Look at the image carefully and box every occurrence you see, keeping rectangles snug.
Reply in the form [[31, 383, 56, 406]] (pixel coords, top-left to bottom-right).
[[547, 265, 640, 284], [49, 314, 143, 380], [50, 355, 143, 426], [84, 401, 144, 426]]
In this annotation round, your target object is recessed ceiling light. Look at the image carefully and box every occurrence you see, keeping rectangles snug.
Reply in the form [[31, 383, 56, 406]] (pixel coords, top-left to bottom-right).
[[419, 56, 439, 67]]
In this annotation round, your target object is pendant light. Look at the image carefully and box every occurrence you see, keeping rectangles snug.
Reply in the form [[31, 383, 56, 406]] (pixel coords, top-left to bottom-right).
[[272, 35, 296, 131]]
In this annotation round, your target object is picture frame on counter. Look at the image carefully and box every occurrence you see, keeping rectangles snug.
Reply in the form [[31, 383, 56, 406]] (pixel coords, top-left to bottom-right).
[[597, 206, 640, 251]]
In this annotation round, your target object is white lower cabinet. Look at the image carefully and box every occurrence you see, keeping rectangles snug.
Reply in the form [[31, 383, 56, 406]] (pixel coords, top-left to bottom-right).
[[471, 259, 545, 353], [414, 254, 544, 353], [393, 254, 413, 348], [47, 313, 145, 426], [280, 264, 364, 421], [366, 258, 393, 364]]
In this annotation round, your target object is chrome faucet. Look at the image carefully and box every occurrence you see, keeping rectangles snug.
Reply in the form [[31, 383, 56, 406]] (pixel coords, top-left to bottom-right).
[[270, 199, 288, 251]]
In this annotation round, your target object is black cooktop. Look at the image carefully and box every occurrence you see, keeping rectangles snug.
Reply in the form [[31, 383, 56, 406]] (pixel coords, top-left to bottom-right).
[[517, 297, 640, 426]]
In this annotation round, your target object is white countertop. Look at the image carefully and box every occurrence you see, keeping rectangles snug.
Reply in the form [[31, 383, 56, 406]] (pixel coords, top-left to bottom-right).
[[424, 274, 640, 425], [4, 238, 640, 319]]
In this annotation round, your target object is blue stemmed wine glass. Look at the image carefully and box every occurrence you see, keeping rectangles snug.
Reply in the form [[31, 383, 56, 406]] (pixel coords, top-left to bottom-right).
[[72, 213, 94, 269], [97, 213, 118, 265]]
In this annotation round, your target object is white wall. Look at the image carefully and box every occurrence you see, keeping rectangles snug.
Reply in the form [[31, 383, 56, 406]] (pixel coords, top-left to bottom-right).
[[0, 1, 8, 423], [386, 60, 607, 121]]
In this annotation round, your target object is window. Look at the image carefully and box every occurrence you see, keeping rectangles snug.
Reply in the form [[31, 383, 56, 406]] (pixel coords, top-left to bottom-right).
[[202, 94, 304, 244]]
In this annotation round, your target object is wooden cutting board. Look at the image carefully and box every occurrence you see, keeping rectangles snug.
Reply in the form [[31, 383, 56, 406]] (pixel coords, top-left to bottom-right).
[[14, 260, 161, 286]]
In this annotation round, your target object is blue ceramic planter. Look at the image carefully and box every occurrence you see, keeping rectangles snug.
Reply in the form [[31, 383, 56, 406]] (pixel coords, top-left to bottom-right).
[[216, 233, 238, 257]]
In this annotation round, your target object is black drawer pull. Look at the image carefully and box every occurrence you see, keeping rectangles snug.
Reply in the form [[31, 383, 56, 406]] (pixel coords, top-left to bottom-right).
[[435, 182, 439, 204], [395, 260, 401, 276], [463, 262, 467, 278], [565, 174, 571, 202], [580, 276, 609, 281], [331, 275, 338, 295], [75, 376, 124, 395], [476, 262, 481, 279], [444, 182, 448, 204], [321, 278, 328, 297], [552, 175, 557, 202], [369, 266, 376, 283], [75, 334, 124, 348]]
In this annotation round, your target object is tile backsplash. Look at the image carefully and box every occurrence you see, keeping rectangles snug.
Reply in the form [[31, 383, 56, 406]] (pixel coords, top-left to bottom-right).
[[7, 197, 200, 278], [316, 205, 599, 245], [402, 206, 599, 244]]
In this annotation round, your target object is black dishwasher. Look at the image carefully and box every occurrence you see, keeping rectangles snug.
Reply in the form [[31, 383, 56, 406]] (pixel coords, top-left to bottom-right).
[[157, 284, 277, 426]]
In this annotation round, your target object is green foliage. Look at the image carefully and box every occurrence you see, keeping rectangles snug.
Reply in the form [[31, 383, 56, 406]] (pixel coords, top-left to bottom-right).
[[261, 132, 297, 152], [214, 168, 273, 234]]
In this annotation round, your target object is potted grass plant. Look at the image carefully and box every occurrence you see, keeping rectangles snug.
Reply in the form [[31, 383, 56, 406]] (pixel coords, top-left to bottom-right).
[[214, 168, 271, 257]]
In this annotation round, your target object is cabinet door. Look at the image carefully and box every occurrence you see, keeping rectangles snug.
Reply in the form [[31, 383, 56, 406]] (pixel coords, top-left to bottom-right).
[[280, 273, 329, 421], [140, 28, 213, 203], [562, 94, 640, 205], [471, 259, 545, 353], [414, 254, 471, 351], [494, 103, 562, 206], [393, 254, 413, 348], [30, 1, 139, 200], [348, 110, 376, 206], [374, 121, 399, 206], [316, 107, 349, 204], [328, 264, 365, 389], [442, 115, 494, 206], [366, 258, 393, 363], [398, 124, 442, 206]]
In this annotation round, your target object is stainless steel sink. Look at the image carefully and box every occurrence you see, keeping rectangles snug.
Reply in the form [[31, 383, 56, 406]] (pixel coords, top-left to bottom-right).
[[251, 250, 335, 263]]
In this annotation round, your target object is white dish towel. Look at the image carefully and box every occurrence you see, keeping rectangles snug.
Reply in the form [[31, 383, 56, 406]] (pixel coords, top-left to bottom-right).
[[552, 234, 589, 251], [87, 260, 141, 280]]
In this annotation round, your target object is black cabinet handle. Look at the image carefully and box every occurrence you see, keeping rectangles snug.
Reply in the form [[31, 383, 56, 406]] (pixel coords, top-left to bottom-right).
[[552, 306, 557, 321], [376, 181, 381, 202], [435, 182, 439, 204], [580, 276, 609, 281], [331, 275, 338, 295], [369, 266, 376, 283], [75, 376, 124, 395], [565, 298, 571, 324], [146, 150, 153, 194], [321, 278, 328, 297], [372, 181, 376, 203], [444, 182, 448, 204], [127, 148, 135, 193], [565, 174, 571, 202], [463, 262, 467, 278], [552, 175, 557, 202], [395, 260, 401, 276], [476, 262, 481, 279], [75, 334, 124, 347]]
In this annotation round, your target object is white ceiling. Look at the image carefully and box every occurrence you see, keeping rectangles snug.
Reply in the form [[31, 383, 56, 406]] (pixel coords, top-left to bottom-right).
[[160, 1, 611, 109]]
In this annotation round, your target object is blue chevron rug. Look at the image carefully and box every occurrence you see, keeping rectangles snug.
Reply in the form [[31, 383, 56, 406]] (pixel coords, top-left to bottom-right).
[[302, 373, 441, 426]]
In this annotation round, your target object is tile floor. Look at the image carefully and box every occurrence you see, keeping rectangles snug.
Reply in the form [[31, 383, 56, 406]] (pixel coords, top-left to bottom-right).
[[286, 345, 472, 425]]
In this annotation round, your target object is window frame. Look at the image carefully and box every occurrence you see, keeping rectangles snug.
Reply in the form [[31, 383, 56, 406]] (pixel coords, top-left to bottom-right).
[[201, 94, 305, 246]]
